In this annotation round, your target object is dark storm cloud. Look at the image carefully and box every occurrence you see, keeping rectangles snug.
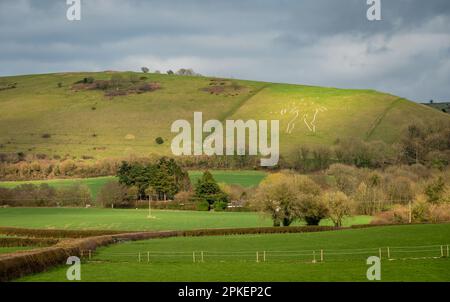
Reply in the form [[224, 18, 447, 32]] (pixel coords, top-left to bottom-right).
[[0, 0, 449, 102]]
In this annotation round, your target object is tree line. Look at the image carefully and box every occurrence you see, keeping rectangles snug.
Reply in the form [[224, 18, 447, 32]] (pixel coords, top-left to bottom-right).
[[251, 165, 449, 227], [1, 121, 448, 181]]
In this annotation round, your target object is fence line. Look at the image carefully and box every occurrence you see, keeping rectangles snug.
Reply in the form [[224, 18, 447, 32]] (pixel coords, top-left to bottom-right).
[[81, 243, 450, 264]]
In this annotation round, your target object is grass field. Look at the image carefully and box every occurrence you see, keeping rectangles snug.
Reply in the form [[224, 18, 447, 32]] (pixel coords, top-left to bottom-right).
[[0, 208, 372, 231], [1, 72, 447, 160], [0, 170, 268, 198], [0, 246, 36, 255], [188, 170, 267, 187], [0, 176, 114, 199], [18, 224, 450, 282]]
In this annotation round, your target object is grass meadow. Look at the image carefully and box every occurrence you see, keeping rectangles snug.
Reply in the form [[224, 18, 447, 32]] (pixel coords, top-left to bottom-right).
[[0, 207, 372, 231], [0, 170, 268, 198], [1, 72, 446, 160], [18, 224, 450, 282]]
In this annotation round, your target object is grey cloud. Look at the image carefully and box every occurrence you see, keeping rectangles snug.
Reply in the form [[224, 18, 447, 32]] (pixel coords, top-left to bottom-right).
[[0, 0, 449, 102]]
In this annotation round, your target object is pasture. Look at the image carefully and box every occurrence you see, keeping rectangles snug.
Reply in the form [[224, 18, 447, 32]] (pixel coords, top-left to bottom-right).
[[0, 208, 372, 231], [0, 170, 268, 198], [1, 72, 446, 160], [18, 224, 450, 282]]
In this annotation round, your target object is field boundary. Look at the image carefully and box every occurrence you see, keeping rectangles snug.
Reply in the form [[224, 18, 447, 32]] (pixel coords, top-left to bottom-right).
[[0, 226, 341, 281], [0, 227, 133, 238], [81, 243, 450, 264], [1, 223, 448, 281], [0, 237, 59, 247]]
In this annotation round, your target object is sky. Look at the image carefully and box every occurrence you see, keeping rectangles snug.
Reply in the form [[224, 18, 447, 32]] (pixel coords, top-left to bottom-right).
[[0, 0, 449, 102]]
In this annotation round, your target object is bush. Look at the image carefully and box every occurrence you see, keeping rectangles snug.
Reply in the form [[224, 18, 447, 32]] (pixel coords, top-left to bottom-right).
[[174, 191, 194, 203], [155, 137, 164, 145], [213, 201, 228, 212], [425, 177, 447, 203], [96, 181, 129, 208], [323, 191, 353, 227], [253, 172, 327, 226], [76, 77, 95, 84], [0, 237, 58, 247], [372, 202, 450, 224], [197, 200, 210, 211], [428, 203, 450, 223], [95, 80, 109, 90]]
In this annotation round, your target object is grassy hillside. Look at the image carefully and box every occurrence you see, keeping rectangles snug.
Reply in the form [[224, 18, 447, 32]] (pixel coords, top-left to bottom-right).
[[0, 72, 448, 160]]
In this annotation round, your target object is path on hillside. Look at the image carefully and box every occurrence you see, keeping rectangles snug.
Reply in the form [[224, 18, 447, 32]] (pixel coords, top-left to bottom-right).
[[365, 98, 403, 140], [219, 84, 271, 121]]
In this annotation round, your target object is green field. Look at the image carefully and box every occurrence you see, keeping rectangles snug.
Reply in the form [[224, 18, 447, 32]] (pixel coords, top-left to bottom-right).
[[0, 246, 36, 255], [19, 224, 450, 282], [0, 208, 372, 231], [0, 176, 114, 199], [188, 170, 267, 187], [0, 170, 268, 198], [1, 72, 447, 160]]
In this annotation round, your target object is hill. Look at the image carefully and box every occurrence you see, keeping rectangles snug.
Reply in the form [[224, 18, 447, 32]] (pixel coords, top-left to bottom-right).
[[423, 102, 449, 114], [0, 72, 448, 161]]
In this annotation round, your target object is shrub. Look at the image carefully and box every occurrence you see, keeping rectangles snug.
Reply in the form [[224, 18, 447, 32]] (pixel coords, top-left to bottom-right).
[[252, 172, 325, 226], [0, 237, 58, 247], [213, 201, 228, 212], [138, 82, 161, 92], [323, 191, 353, 227], [196, 200, 210, 211], [77, 77, 95, 84], [155, 137, 164, 145], [141, 67, 149, 73], [41, 133, 51, 139], [428, 203, 450, 223], [95, 80, 109, 90], [371, 206, 410, 224], [174, 191, 194, 203], [425, 177, 447, 203], [96, 181, 128, 208]]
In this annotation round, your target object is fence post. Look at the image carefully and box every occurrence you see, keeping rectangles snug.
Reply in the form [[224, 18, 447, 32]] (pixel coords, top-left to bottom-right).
[[447, 245, 449, 257], [88, 250, 91, 260], [193, 252, 195, 263], [379, 248, 382, 260], [201, 251, 204, 262], [312, 251, 316, 263], [138, 252, 141, 263], [263, 251, 266, 262], [81, 250, 84, 258], [441, 245, 444, 257], [256, 251, 259, 263], [387, 247, 391, 259], [147, 251, 150, 263], [320, 250, 324, 262]]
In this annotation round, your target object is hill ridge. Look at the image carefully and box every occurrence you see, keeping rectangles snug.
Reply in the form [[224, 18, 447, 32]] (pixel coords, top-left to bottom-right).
[[0, 72, 448, 160]]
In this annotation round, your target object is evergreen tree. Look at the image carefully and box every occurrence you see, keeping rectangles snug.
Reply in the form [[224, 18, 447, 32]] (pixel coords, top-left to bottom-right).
[[194, 171, 229, 210]]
